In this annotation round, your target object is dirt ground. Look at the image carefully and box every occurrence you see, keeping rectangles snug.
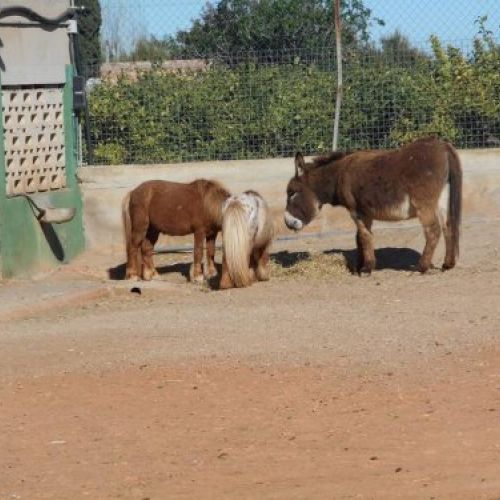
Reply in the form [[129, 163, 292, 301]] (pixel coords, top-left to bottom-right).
[[1, 215, 500, 500]]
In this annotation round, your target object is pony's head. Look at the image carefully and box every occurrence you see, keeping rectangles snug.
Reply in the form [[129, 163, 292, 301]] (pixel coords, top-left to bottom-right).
[[284, 152, 321, 231]]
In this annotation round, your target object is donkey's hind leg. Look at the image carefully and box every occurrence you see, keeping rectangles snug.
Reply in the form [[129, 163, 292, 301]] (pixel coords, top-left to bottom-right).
[[417, 208, 442, 273], [439, 210, 456, 271], [141, 226, 159, 281]]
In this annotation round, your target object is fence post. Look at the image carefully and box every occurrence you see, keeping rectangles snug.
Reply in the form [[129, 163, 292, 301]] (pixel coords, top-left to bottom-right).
[[332, 0, 343, 151]]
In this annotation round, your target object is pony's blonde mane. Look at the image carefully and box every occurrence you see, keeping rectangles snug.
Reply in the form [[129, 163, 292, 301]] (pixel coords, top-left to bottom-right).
[[193, 179, 231, 226], [222, 200, 253, 287]]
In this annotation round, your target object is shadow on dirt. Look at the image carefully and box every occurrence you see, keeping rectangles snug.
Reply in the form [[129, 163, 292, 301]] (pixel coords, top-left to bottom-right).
[[324, 247, 421, 272], [272, 247, 421, 273], [107, 259, 222, 289], [271, 250, 311, 268], [108, 246, 421, 281]]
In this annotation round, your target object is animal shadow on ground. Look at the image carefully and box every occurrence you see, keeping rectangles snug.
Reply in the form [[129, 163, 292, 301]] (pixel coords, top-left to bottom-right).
[[271, 250, 312, 268], [108, 246, 421, 281], [107, 253, 222, 288], [271, 247, 420, 274], [107, 260, 192, 281], [324, 246, 421, 273]]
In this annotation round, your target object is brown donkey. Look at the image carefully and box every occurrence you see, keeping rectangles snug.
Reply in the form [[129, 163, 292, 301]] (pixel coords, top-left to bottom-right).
[[284, 137, 462, 274], [123, 179, 230, 282]]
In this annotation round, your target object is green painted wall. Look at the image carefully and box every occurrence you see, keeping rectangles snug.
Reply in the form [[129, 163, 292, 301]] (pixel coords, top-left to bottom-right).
[[0, 66, 85, 278]]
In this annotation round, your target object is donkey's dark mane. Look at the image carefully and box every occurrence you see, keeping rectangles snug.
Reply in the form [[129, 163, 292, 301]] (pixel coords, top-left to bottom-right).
[[310, 150, 353, 168]]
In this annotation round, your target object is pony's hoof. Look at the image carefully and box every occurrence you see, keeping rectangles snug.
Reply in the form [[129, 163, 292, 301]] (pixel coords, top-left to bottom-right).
[[142, 269, 158, 281], [442, 262, 455, 271], [191, 273, 205, 284], [204, 268, 218, 280], [255, 266, 270, 282], [125, 273, 141, 282], [219, 276, 233, 289]]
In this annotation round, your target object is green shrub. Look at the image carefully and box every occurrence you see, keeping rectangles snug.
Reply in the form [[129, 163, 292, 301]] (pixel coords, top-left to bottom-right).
[[93, 143, 127, 165], [87, 38, 500, 164]]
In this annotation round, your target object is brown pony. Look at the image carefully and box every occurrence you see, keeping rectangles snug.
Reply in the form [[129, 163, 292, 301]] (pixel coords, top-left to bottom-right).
[[284, 137, 462, 274], [219, 190, 275, 289], [122, 179, 230, 282]]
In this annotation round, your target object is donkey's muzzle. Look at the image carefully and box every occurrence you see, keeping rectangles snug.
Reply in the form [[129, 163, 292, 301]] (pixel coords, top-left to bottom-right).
[[284, 211, 304, 231]]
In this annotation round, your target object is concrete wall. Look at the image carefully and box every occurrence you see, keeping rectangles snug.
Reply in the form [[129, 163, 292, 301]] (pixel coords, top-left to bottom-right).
[[0, 0, 71, 85], [79, 149, 500, 256]]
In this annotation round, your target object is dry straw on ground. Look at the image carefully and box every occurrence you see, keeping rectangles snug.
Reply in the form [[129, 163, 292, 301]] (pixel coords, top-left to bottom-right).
[[270, 251, 349, 279]]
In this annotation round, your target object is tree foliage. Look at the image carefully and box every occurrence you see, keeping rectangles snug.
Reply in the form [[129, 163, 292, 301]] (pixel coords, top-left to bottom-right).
[[129, 0, 384, 61], [88, 32, 500, 164], [75, 0, 102, 75]]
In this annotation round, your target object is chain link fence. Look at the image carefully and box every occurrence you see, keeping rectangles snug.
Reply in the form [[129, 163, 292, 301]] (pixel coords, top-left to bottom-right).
[[83, 0, 500, 165]]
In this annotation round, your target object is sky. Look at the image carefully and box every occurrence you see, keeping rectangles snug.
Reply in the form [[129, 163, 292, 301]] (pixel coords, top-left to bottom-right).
[[102, 0, 500, 50]]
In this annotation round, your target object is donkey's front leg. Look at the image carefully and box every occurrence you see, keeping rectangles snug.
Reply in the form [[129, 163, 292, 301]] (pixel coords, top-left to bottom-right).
[[190, 230, 206, 283], [351, 212, 375, 274]]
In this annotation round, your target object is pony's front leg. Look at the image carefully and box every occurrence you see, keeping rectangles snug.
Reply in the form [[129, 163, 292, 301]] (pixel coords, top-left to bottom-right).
[[253, 246, 270, 281], [204, 232, 218, 279], [351, 213, 374, 274], [219, 252, 234, 289], [125, 246, 142, 280], [126, 234, 144, 281], [141, 227, 159, 281], [190, 230, 206, 283]]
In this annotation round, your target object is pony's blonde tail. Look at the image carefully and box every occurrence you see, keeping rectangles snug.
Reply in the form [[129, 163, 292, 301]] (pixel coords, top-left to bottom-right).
[[222, 200, 252, 287], [122, 192, 132, 263]]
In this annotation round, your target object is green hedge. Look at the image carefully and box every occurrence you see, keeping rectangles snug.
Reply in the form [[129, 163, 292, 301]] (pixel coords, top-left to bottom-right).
[[88, 38, 500, 164]]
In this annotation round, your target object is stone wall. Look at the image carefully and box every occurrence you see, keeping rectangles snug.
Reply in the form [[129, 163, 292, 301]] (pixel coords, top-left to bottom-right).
[[79, 149, 500, 257]]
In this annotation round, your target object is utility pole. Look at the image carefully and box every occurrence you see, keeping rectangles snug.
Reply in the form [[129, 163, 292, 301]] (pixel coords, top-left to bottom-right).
[[332, 0, 343, 151]]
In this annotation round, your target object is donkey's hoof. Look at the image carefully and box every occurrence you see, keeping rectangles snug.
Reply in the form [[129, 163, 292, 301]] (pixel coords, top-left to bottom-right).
[[418, 262, 438, 274], [358, 265, 373, 276]]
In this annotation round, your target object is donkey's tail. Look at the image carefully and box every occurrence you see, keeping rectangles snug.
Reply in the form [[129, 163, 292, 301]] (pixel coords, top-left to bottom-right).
[[122, 191, 132, 261], [222, 200, 253, 288], [446, 143, 463, 258]]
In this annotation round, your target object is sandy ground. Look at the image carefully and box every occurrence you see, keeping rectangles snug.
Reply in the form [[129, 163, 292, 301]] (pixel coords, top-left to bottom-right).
[[1, 215, 500, 500]]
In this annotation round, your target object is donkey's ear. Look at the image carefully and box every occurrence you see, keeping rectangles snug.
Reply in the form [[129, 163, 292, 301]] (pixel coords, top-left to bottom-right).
[[295, 152, 306, 177]]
